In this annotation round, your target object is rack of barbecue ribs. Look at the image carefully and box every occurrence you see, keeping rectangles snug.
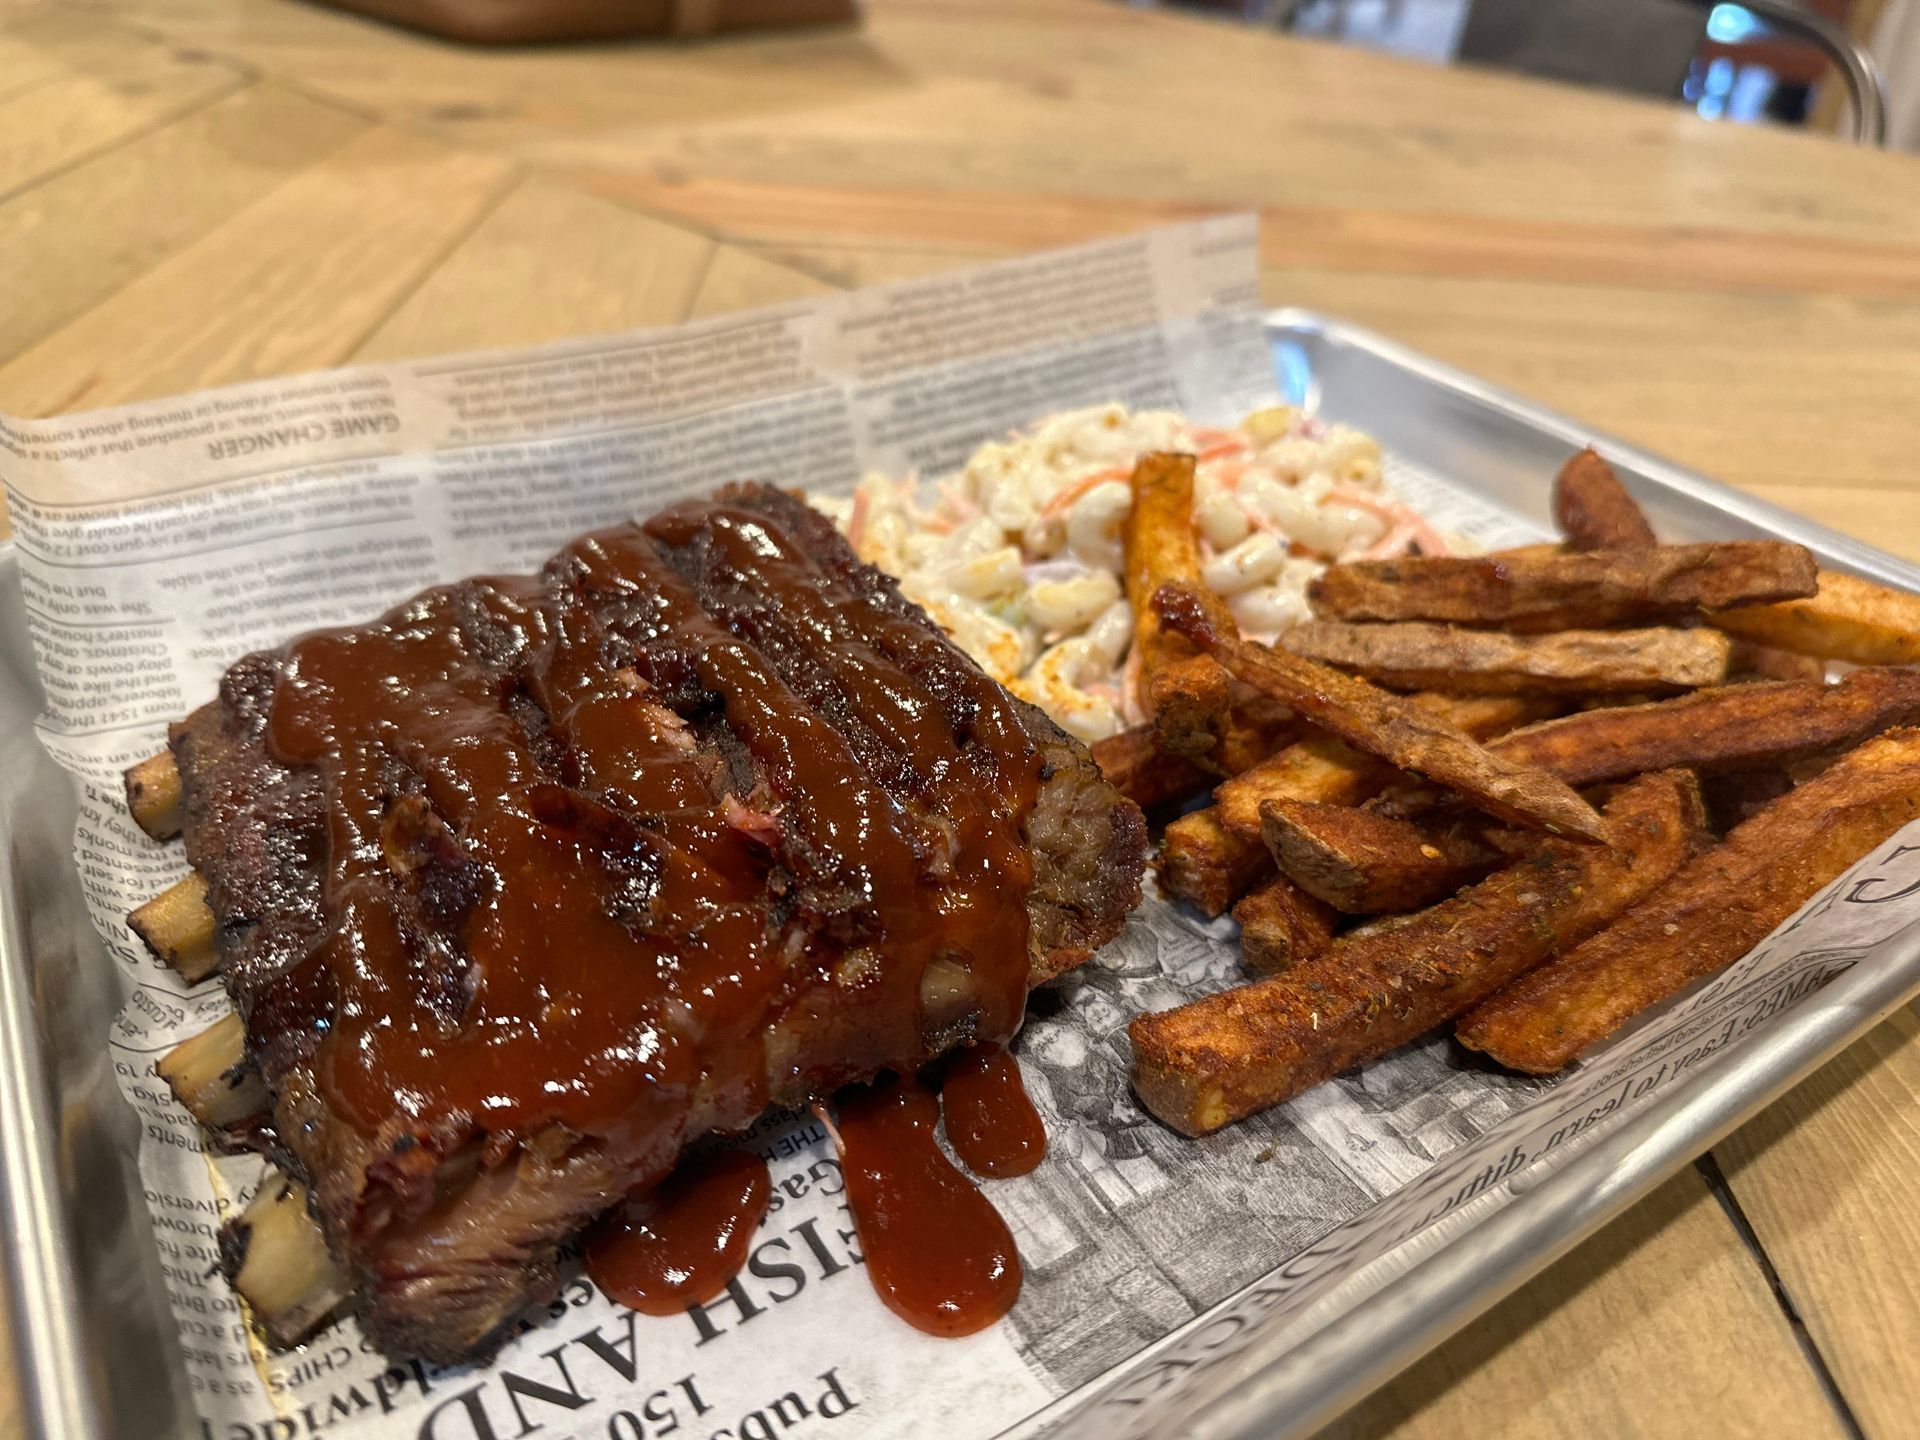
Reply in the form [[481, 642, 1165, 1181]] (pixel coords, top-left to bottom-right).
[[129, 484, 1146, 1365]]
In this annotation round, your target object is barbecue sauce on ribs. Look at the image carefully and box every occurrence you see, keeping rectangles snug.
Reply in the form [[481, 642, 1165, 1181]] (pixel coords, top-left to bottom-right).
[[248, 496, 1062, 1336]]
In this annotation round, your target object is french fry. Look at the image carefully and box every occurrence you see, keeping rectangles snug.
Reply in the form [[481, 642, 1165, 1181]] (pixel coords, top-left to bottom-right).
[[1130, 770, 1707, 1134], [1458, 728, 1920, 1072], [1698, 768, 1795, 833], [1283, 620, 1731, 696], [1725, 637, 1825, 683], [1091, 724, 1211, 811], [1155, 584, 1606, 840], [1711, 569, 1920, 666], [129, 873, 219, 983], [1260, 799, 1504, 914], [1232, 875, 1336, 975], [1207, 694, 1299, 777], [1308, 541, 1817, 631], [1552, 448, 1655, 552], [1214, 694, 1551, 842], [1157, 806, 1270, 917], [125, 751, 184, 841], [1124, 453, 1232, 758], [1489, 668, 1920, 788]]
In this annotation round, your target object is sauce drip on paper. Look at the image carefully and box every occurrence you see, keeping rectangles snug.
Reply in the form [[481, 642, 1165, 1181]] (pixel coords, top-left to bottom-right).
[[836, 1073, 1024, 1337], [586, 1150, 773, 1315], [941, 1044, 1046, 1179]]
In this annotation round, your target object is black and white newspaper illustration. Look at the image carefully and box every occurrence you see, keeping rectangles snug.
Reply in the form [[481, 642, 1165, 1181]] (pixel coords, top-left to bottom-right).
[[5, 216, 1917, 1440]]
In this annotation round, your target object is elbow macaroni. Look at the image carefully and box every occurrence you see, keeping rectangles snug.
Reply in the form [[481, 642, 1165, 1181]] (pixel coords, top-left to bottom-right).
[[820, 402, 1434, 742]]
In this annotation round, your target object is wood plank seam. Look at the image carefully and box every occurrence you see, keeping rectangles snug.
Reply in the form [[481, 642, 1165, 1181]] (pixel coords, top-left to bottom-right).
[[0, 64, 251, 208], [331, 162, 526, 362], [1694, 1154, 1868, 1440]]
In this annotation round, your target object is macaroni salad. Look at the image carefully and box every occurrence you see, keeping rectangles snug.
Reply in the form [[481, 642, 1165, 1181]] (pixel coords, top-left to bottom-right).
[[812, 404, 1446, 743]]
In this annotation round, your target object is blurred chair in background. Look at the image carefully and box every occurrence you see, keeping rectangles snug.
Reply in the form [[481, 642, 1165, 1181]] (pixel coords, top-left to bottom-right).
[[1457, 0, 1885, 141]]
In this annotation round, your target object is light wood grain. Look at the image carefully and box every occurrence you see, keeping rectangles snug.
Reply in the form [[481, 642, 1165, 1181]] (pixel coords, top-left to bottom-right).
[[3, 2, 1920, 1436], [0, 10, 245, 199], [1322, 1168, 1849, 1440], [686, 243, 836, 318], [0, 117, 514, 415], [1714, 1004, 1920, 1440], [0, 83, 369, 358], [354, 175, 717, 361]]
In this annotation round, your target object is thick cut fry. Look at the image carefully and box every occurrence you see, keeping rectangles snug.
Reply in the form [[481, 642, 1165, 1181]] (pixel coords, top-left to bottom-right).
[[1699, 769, 1795, 833], [220, 1170, 351, 1349], [1552, 448, 1655, 552], [1284, 620, 1730, 696], [1207, 695, 1298, 777], [157, 1013, 271, 1147], [125, 751, 184, 841], [1726, 637, 1825, 683], [1261, 799, 1503, 914], [1162, 695, 1546, 915], [1309, 542, 1817, 631], [1130, 771, 1706, 1134], [1157, 806, 1270, 917], [1458, 729, 1920, 1072], [1156, 585, 1605, 840], [128, 873, 219, 983], [1232, 876, 1336, 975], [1091, 725, 1211, 811], [1214, 694, 1551, 842], [1712, 569, 1920, 666], [1490, 668, 1920, 788], [1125, 452, 1231, 757]]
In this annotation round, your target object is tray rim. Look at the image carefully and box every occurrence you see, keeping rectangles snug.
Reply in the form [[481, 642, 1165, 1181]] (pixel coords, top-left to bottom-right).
[[5, 309, 1920, 1439]]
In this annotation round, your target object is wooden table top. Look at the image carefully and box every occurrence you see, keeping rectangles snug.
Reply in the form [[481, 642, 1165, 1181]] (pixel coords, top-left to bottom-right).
[[4, 0, 1919, 1435]]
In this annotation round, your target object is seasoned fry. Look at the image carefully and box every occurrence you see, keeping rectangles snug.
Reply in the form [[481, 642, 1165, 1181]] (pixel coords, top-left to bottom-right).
[[1124, 452, 1231, 757], [1232, 876, 1336, 975], [1261, 799, 1503, 913], [1458, 729, 1920, 1072], [1726, 637, 1825, 683], [1130, 771, 1706, 1134], [128, 873, 219, 983], [1490, 668, 1920, 788], [125, 751, 184, 841], [1284, 620, 1731, 696], [1699, 769, 1795, 833], [1208, 695, 1299, 777], [1215, 694, 1551, 842], [1157, 806, 1269, 917], [1155, 584, 1606, 840], [1552, 448, 1655, 552], [1711, 569, 1920, 666], [1091, 724, 1211, 811], [1308, 542, 1817, 631]]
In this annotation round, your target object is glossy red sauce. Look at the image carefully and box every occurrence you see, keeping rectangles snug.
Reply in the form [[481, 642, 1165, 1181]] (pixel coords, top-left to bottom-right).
[[586, 1149, 772, 1315], [837, 1074, 1022, 1337], [248, 499, 1043, 1205], [941, 1044, 1046, 1179]]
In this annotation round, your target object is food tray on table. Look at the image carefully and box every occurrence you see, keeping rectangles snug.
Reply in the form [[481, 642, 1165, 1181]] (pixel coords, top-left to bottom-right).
[[3, 273, 1920, 1440]]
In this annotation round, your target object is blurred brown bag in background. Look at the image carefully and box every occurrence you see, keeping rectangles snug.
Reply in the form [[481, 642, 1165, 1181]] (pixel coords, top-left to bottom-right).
[[306, 0, 858, 45]]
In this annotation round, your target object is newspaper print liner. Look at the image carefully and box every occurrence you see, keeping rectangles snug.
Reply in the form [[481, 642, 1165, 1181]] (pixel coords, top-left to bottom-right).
[[0, 230, 1917, 1440]]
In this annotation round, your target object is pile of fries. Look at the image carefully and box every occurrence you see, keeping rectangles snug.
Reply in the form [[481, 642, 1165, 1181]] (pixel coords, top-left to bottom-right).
[[1094, 447, 1920, 1136]]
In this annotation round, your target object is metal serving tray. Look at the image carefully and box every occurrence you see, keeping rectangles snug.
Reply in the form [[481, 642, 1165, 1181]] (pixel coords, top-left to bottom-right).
[[3, 312, 1918, 1440]]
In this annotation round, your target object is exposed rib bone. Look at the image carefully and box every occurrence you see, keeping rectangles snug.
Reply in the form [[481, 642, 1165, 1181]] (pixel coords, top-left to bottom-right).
[[129, 873, 218, 983]]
